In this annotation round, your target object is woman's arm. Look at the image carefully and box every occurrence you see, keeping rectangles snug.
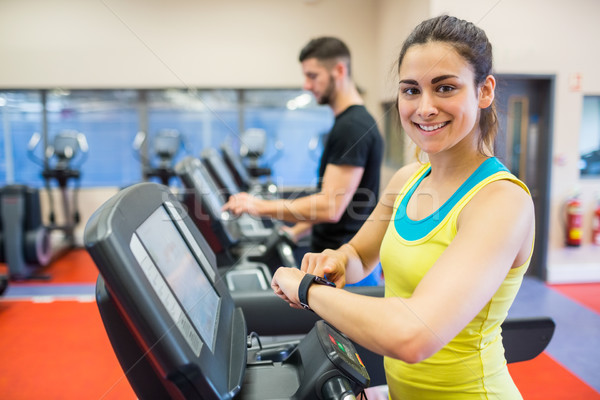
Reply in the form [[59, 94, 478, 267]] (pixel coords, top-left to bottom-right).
[[300, 163, 420, 286], [271, 178, 534, 363]]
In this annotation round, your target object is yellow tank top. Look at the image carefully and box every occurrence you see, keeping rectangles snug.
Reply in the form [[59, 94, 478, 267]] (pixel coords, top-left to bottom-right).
[[380, 158, 531, 400]]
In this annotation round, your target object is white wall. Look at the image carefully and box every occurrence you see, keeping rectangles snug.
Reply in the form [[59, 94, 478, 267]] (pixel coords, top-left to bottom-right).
[[0, 0, 378, 92], [374, 0, 429, 185]]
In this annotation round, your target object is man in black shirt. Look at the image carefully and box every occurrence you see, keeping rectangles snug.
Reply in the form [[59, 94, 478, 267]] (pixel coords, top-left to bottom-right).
[[223, 37, 383, 254]]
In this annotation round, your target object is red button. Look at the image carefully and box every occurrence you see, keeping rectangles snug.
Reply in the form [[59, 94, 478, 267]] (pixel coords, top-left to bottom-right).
[[329, 334, 336, 345]]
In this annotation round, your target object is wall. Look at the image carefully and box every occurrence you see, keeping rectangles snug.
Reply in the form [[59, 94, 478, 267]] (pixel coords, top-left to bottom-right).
[[374, 0, 429, 185], [0, 0, 377, 93]]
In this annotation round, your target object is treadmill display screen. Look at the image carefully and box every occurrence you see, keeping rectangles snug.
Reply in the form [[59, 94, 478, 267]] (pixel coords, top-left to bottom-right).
[[132, 205, 221, 354], [192, 166, 224, 216]]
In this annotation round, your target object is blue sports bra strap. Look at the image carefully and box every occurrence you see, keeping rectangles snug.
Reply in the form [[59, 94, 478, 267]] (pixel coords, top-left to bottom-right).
[[394, 157, 510, 241]]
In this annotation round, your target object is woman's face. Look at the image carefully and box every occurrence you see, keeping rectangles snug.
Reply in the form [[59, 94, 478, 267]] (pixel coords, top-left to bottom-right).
[[397, 41, 493, 157]]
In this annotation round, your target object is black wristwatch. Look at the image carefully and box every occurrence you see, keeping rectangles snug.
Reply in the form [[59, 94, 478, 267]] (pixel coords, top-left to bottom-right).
[[298, 274, 336, 310]]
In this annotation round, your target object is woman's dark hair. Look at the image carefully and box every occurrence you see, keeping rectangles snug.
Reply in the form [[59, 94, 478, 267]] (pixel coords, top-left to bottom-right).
[[398, 15, 497, 155]]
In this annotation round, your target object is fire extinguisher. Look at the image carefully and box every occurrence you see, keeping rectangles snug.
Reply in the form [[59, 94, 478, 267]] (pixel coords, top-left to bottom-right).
[[565, 193, 583, 247], [592, 196, 600, 246]]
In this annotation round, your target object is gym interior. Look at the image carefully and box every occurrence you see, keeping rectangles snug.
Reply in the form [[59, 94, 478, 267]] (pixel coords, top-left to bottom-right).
[[1, 1, 599, 399]]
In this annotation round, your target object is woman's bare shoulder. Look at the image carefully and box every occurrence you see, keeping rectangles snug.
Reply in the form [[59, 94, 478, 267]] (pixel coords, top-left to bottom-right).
[[388, 162, 423, 189]]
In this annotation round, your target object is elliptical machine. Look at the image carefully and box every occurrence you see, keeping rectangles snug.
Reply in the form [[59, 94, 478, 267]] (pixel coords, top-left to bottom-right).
[[223, 128, 283, 198], [30, 130, 88, 242], [0, 130, 88, 281], [133, 129, 186, 186]]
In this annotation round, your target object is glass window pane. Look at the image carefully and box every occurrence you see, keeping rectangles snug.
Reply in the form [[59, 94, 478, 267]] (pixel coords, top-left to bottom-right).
[[46, 89, 140, 187], [580, 96, 600, 176], [147, 89, 239, 180], [0, 91, 43, 186], [242, 90, 333, 187]]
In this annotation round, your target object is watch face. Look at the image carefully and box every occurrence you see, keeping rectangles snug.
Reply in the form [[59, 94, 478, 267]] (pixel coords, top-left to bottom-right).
[[314, 276, 336, 287]]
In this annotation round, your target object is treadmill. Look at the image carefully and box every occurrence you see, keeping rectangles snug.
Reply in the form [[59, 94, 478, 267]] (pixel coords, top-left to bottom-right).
[[220, 143, 277, 198], [87, 183, 556, 392], [175, 156, 296, 273], [86, 182, 370, 399]]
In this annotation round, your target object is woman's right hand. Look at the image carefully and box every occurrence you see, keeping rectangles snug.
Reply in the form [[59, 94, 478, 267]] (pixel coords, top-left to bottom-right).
[[300, 249, 348, 288]]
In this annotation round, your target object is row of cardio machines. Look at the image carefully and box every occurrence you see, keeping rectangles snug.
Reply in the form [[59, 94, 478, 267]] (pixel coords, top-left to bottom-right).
[[177, 144, 298, 290], [0, 131, 87, 292], [138, 127, 299, 290], [87, 142, 556, 399]]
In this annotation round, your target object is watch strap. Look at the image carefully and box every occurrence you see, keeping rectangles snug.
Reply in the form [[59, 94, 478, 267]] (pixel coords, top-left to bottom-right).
[[298, 274, 315, 310]]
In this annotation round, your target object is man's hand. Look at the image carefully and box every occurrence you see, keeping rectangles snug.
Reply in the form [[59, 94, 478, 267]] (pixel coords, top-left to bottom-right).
[[222, 192, 261, 216]]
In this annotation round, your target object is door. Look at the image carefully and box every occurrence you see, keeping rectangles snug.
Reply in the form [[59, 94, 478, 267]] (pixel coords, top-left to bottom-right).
[[495, 75, 554, 280]]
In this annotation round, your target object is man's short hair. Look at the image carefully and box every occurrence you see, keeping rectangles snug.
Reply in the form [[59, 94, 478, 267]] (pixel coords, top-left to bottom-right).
[[299, 37, 352, 76]]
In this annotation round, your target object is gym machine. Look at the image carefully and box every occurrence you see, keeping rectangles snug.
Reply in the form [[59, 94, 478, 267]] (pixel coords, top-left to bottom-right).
[[86, 183, 555, 395], [198, 147, 297, 250], [0, 131, 87, 281], [240, 128, 273, 178], [175, 156, 296, 275], [200, 147, 243, 199], [29, 130, 88, 243], [0, 185, 52, 281], [86, 182, 370, 399], [220, 142, 277, 199], [133, 129, 186, 186]]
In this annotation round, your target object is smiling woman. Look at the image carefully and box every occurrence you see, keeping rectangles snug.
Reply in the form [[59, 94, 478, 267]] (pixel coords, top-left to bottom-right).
[[397, 42, 496, 158], [270, 15, 534, 400]]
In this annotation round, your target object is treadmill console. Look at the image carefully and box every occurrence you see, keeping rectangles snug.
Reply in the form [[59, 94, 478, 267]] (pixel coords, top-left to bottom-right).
[[317, 321, 370, 387], [85, 182, 369, 400], [86, 183, 246, 399]]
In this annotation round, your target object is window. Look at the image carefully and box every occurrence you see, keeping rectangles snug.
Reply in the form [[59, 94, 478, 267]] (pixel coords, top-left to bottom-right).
[[243, 90, 332, 187], [0, 89, 334, 188], [0, 91, 43, 185], [45, 89, 140, 187], [580, 95, 600, 177]]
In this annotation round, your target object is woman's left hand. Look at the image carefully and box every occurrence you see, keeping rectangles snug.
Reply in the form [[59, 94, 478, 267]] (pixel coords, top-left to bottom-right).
[[271, 267, 306, 309]]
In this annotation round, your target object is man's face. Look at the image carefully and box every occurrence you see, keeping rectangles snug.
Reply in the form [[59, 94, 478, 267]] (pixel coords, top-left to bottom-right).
[[301, 58, 336, 105]]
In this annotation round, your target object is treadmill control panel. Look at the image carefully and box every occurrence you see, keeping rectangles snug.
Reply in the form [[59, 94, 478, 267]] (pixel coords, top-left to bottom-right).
[[317, 321, 370, 387]]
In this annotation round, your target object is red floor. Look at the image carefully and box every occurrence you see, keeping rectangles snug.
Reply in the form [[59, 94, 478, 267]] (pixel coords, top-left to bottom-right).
[[8, 249, 101, 285], [509, 352, 600, 399], [0, 300, 135, 400]]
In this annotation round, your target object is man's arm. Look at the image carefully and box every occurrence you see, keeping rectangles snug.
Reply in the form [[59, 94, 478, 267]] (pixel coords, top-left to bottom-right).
[[281, 222, 313, 243], [223, 163, 365, 224]]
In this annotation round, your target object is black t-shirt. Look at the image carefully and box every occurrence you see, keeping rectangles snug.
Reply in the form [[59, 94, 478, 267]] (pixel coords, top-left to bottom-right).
[[311, 105, 383, 252]]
